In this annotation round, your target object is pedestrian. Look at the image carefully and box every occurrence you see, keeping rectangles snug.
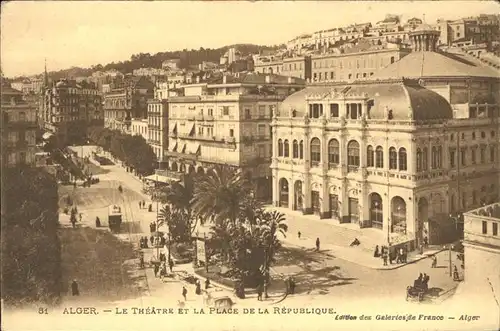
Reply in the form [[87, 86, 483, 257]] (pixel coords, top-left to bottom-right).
[[205, 278, 210, 290], [298, 231, 301, 239], [195, 280, 201, 295], [382, 252, 388, 266], [95, 216, 101, 228], [257, 283, 263, 301], [431, 255, 437, 268], [139, 253, 145, 269], [289, 277, 296, 294], [150, 235, 154, 246], [71, 280, 80, 296], [168, 258, 174, 273], [182, 286, 187, 301], [154, 263, 159, 278], [453, 265, 460, 281], [315, 237, 320, 251], [423, 236, 428, 247], [374, 245, 380, 258], [139, 202, 142, 209], [143, 236, 148, 248]]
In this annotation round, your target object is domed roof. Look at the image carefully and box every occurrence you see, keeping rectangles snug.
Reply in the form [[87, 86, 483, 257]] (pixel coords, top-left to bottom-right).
[[279, 80, 453, 121], [410, 23, 439, 34]]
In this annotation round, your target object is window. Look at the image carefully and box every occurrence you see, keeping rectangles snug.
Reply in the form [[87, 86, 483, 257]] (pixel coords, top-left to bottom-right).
[[292, 140, 299, 158], [389, 147, 398, 170], [278, 139, 283, 157], [450, 134, 454, 141], [208, 108, 213, 116], [493, 222, 498, 236], [258, 124, 266, 136], [222, 106, 229, 116], [245, 109, 251, 119], [491, 131, 496, 138], [376, 146, 384, 168], [472, 132, 476, 140], [471, 148, 477, 164], [258, 105, 266, 118], [229, 129, 234, 137], [330, 104, 339, 118], [299, 141, 304, 159], [482, 221, 487, 234], [347, 140, 360, 167], [398, 148, 407, 171], [416, 148, 423, 172], [491, 146, 496, 162], [328, 139, 340, 165], [481, 131, 486, 139], [367, 146, 374, 167], [310, 138, 321, 165], [19, 112, 26, 121], [284, 140, 290, 157], [461, 148, 467, 166]]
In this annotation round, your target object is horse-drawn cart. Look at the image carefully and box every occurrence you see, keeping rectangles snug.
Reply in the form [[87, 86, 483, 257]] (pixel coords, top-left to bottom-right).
[[406, 285, 426, 302]]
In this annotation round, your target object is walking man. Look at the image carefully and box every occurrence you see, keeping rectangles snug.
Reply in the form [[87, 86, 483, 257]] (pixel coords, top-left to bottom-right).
[[168, 258, 174, 273], [257, 283, 263, 301], [205, 278, 210, 290], [431, 255, 437, 268], [182, 286, 187, 301], [71, 280, 80, 296], [315, 238, 320, 251]]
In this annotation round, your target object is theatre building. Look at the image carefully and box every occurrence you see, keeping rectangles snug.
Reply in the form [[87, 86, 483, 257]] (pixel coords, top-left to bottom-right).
[[271, 25, 500, 250]]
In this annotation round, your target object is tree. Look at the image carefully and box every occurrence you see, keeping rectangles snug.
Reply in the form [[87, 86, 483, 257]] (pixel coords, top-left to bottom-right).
[[191, 165, 252, 226], [1, 166, 62, 306]]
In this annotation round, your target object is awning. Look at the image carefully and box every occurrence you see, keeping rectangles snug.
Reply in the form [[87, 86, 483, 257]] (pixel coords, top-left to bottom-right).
[[178, 143, 186, 153], [186, 123, 195, 136], [168, 140, 177, 152], [144, 174, 177, 184], [42, 132, 54, 140], [169, 123, 177, 134], [187, 142, 200, 155]]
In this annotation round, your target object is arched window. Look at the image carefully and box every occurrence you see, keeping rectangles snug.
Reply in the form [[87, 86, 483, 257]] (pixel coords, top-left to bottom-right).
[[416, 148, 423, 172], [292, 140, 298, 158], [422, 147, 428, 170], [389, 147, 397, 170], [431, 146, 442, 169], [284, 140, 290, 157], [278, 139, 283, 157], [299, 141, 304, 159], [375, 146, 384, 168], [310, 138, 321, 166], [347, 140, 360, 167], [398, 147, 407, 171], [366, 145, 374, 167], [328, 139, 340, 166]]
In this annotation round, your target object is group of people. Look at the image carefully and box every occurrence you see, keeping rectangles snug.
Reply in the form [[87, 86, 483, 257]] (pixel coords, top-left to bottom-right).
[[138, 201, 147, 209], [149, 222, 157, 233], [182, 278, 210, 301], [139, 236, 149, 249], [413, 273, 430, 291], [375, 245, 408, 266]]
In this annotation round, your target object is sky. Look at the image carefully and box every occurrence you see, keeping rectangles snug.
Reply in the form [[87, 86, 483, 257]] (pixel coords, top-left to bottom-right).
[[1, 1, 499, 78]]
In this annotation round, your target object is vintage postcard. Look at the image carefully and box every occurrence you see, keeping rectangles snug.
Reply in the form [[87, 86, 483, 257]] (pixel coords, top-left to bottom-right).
[[1, 1, 499, 330]]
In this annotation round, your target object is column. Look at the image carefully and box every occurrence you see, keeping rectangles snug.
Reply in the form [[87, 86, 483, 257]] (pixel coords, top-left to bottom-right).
[[272, 169, 279, 207], [303, 131, 312, 214], [288, 178, 294, 211], [320, 180, 330, 219], [409, 136, 416, 174], [382, 192, 391, 246]]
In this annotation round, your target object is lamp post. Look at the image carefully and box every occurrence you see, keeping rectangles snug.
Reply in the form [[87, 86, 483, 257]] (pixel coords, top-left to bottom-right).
[[449, 244, 453, 277]]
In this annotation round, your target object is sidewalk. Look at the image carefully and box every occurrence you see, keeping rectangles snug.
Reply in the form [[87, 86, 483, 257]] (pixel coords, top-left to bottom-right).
[[267, 207, 446, 270]]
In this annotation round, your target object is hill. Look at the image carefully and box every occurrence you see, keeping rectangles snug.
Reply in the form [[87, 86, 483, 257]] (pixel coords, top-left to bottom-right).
[[43, 44, 283, 80]]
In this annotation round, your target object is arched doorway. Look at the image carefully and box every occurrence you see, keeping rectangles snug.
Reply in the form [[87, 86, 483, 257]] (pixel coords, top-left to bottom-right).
[[369, 193, 383, 229], [294, 180, 303, 211], [279, 178, 289, 208], [171, 162, 178, 172], [418, 197, 429, 245], [391, 196, 407, 234]]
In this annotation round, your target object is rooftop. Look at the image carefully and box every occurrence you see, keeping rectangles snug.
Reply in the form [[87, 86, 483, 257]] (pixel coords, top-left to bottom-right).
[[372, 51, 500, 79], [279, 79, 453, 121]]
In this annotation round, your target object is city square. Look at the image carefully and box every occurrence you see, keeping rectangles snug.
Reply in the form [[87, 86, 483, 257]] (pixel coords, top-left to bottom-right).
[[1, 2, 500, 331]]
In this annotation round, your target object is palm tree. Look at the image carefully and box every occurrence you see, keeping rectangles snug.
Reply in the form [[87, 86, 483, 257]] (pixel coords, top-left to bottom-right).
[[255, 210, 288, 297], [191, 164, 252, 226]]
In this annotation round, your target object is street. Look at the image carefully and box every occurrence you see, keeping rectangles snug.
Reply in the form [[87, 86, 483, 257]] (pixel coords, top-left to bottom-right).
[[57, 151, 463, 308]]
